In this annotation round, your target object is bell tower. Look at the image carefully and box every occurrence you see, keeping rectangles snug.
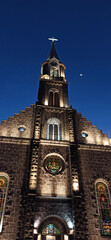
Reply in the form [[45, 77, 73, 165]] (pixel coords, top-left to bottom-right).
[[26, 39, 76, 240], [38, 38, 68, 108]]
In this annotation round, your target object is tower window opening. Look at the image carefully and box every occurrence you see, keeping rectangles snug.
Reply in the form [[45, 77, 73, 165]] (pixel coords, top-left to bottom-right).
[[50, 67, 58, 78], [49, 91, 53, 106], [48, 91, 59, 107], [47, 118, 61, 141], [55, 92, 59, 107]]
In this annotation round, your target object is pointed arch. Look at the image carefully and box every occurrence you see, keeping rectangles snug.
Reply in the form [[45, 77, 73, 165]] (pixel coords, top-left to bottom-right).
[[95, 179, 111, 236]]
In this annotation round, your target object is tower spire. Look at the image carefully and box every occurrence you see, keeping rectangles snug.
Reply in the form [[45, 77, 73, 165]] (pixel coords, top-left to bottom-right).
[[48, 37, 59, 60]]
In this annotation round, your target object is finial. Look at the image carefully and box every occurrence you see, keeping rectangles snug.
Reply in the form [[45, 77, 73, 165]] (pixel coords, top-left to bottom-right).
[[48, 37, 58, 43]]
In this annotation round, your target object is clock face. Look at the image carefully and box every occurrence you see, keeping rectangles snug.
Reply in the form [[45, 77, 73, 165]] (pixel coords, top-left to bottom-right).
[[44, 156, 64, 174]]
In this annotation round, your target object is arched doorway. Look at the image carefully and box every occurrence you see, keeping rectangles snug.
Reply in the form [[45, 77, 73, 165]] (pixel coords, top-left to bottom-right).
[[42, 224, 60, 240], [37, 216, 68, 240]]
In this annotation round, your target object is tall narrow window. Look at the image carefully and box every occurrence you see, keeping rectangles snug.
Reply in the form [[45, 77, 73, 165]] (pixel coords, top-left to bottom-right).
[[55, 92, 59, 107], [48, 90, 59, 107], [49, 91, 53, 106], [54, 124, 58, 140], [0, 173, 9, 232], [49, 124, 53, 140], [95, 181, 111, 236], [47, 118, 61, 141]]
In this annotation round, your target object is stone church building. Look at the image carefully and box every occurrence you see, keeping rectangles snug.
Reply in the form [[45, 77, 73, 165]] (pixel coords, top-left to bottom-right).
[[0, 41, 111, 240]]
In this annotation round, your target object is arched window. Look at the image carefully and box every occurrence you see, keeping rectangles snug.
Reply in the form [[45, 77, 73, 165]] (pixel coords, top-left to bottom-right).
[[0, 173, 9, 232], [50, 68, 58, 78], [48, 90, 59, 107], [95, 180, 111, 236], [47, 118, 61, 141], [42, 224, 60, 236], [36, 216, 69, 240]]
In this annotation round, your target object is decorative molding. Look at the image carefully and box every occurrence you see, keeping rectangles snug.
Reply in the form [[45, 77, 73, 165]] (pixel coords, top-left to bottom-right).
[[78, 144, 111, 152], [47, 82, 62, 87], [46, 109, 64, 113], [0, 137, 31, 145], [40, 139, 69, 147]]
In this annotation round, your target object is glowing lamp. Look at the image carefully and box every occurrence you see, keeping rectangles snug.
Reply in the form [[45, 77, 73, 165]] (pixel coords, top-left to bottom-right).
[[33, 229, 38, 234], [69, 229, 74, 235], [34, 219, 40, 228], [45, 99, 48, 105], [64, 235, 68, 240], [73, 179, 79, 191]]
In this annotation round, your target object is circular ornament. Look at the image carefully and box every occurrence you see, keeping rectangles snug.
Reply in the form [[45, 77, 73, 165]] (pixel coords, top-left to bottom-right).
[[81, 131, 88, 138], [18, 126, 26, 132], [44, 156, 64, 174], [97, 184, 105, 192]]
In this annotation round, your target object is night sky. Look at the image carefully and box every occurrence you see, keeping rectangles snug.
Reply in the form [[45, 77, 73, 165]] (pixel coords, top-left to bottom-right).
[[0, 0, 111, 137]]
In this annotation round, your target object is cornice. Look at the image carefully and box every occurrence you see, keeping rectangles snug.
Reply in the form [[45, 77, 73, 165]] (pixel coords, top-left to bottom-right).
[[78, 143, 111, 152], [0, 136, 31, 145], [40, 139, 70, 147]]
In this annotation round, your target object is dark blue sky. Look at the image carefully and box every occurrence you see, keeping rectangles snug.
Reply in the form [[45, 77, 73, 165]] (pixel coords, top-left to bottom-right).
[[0, 0, 111, 137]]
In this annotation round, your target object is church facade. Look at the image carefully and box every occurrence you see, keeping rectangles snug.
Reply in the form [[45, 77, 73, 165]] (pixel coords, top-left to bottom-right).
[[0, 41, 111, 240]]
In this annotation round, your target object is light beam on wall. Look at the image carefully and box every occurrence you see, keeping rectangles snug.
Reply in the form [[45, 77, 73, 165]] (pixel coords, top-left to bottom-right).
[[73, 179, 79, 191]]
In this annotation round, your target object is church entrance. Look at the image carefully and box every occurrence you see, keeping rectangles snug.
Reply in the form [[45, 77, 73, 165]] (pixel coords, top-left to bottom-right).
[[41, 223, 61, 240], [37, 216, 68, 240]]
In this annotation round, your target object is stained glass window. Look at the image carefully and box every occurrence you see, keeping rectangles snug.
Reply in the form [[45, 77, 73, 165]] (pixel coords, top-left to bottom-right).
[[0, 174, 9, 232], [44, 156, 63, 174], [42, 224, 60, 235], [96, 181, 111, 235]]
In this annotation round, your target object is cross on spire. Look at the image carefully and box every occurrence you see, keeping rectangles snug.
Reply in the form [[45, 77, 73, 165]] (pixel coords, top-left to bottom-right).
[[48, 37, 58, 43], [48, 37, 59, 60]]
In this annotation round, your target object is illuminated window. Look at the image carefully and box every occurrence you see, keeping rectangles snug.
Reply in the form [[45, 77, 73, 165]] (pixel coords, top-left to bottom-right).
[[0, 173, 9, 232], [47, 118, 61, 141], [42, 224, 60, 235], [50, 67, 58, 78], [48, 90, 59, 107], [95, 181, 111, 236]]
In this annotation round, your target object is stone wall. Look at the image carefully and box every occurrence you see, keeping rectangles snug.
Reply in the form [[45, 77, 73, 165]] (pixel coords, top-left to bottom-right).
[[41, 107, 70, 141], [75, 145, 111, 240], [0, 105, 35, 139], [35, 198, 74, 232], [36, 143, 72, 197], [73, 110, 111, 146], [0, 141, 31, 240]]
